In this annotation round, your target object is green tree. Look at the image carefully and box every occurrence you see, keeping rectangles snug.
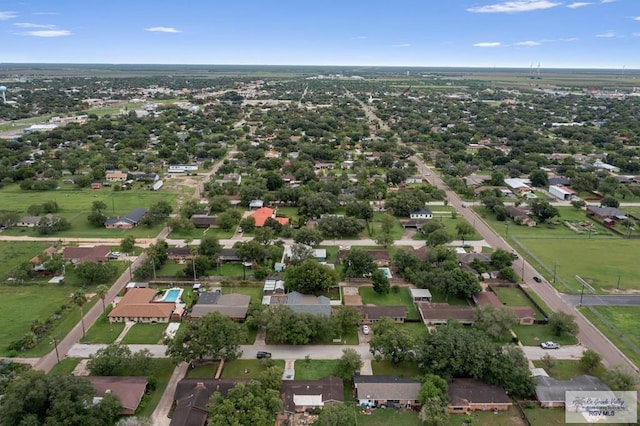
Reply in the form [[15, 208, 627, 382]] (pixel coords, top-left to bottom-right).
[[473, 305, 518, 340], [371, 268, 390, 295], [539, 353, 557, 372], [87, 343, 155, 376], [343, 249, 376, 279], [314, 403, 356, 426], [426, 229, 452, 247], [165, 312, 245, 363], [88, 209, 108, 227], [579, 349, 602, 374], [600, 196, 620, 208], [207, 380, 282, 426], [96, 284, 109, 315], [419, 396, 449, 426], [571, 199, 586, 209], [75, 261, 118, 285], [254, 226, 276, 245], [369, 317, 415, 365], [263, 306, 334, 345], [333, 306, 361, 340], [455, 222, 475, 244], [530, 199, 559, 224], [491, 249, 513, 270], [529, 169, 549, 187], [334, 348, 363, 380], [92, 201, 108, 212], [285, 259, 338, 294], [285, 243, 315, 266], [603, 366, 637, 391], [199, 236, 222, 257], [120, 235, 136, 253], [294, 227, 323, 246], [72, 290, 87, 338], [418, 374, 448, 403], [548, 311, 579, 337]]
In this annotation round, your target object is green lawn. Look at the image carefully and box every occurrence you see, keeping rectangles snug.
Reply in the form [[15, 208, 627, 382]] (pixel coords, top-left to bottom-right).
[[513, 238, 640, 293], [220, 285, 262, 303], [367, 213, 406, 240], [356, 408, 421, 426], [0, 284, 101, 357], [220, 359, 285, 379], [370, 360, 421, 379], [512, 324, 579, 346], [449, 406, 528, 426], [359, 287, 419, 320], [80, 314, 125, 344], [121, 323, 170, 344], [401, 322, 428, 340], [0, 184, 178, 238], [523, 407, 594, 426], [428, 288, 471, 306], [48, 358, 82, 376], [137, 358, 175, 418], [294, 360, 340, 380], [216, 263, 254, 278], [186, 362, 220, 379], [532, 359, 606, 381], [579, 306, 640, 367], [0, 241, 50, 280], [275, 207, 300, 222], [492, 287, 545, 320], [412, 209, 482, 242]]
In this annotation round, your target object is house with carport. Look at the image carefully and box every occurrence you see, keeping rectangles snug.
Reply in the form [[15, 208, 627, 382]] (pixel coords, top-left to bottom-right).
[[354, 375, 421, 409]]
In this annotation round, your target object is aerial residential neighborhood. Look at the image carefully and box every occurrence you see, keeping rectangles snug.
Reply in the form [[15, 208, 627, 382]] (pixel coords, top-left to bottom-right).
[[0, 61, 639, 426]]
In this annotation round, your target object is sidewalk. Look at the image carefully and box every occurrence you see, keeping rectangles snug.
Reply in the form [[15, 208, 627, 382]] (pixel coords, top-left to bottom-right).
[[150, 362, 188, 426]]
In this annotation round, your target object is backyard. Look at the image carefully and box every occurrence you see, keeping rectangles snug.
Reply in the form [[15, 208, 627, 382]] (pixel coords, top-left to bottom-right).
[[0, 241, 50, 280], [359, 287, 419, 320]]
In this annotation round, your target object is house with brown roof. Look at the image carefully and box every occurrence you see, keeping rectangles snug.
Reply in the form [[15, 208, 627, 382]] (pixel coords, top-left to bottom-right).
[[280, 377, 344, 414], [87, 376, 148, 415], [105, 170, 128, 182], [108, 288, 176, 323], [168, 247, 194, 263], [360, 306, 409, 324], [63, 245, 111, 264], [447, 379, 512, 413], [170, 379, 248, 426], [189, 293, 251, 322], [354, 375, 421, 409], [191, 214, 217, 228], [474, 291, 536, 325], [417, 302, 475, 325]]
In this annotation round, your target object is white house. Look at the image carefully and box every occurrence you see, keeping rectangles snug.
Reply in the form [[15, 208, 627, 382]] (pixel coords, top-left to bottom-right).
[[410, 208, 433, 220], [548, 184, 575, 201], [168, 164, 198, 173]]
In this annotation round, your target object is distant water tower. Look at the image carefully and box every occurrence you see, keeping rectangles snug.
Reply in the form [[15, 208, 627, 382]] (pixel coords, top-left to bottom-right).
[[0, 86, 6, 104]]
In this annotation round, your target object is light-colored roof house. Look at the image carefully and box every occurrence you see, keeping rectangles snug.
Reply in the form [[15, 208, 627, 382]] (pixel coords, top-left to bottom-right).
[[108, 288, 175, 323]]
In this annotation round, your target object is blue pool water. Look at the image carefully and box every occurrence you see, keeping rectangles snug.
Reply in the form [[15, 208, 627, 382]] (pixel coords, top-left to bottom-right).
[[163, 289, 182, 303], [378, 267, 392, 279]]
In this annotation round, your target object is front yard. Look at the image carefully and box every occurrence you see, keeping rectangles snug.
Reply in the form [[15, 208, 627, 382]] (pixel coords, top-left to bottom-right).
[[512, 324, 579, 346], [220, 359, 285, 379], [294, 360, 340, 380], [120, 323, 171, 344]]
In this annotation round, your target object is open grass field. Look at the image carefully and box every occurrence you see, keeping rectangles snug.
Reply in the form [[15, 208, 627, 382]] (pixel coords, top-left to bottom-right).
[[0, 241, 50, 280], [80, 313, 124, 344], [532, 359, 606, 381], [120, 323, 170, 345], [359, 287, 419, 320], [0, 183, 178, 238], [367, 213, 406, 240], [579, 306, 640, 368], [512, 324, 578, 346], [513, 237, 640, 293], [220, 359, 285, 379], [294, 360, 339, 380], [0, 283, 77, 356], [370, 360, 421, 379]]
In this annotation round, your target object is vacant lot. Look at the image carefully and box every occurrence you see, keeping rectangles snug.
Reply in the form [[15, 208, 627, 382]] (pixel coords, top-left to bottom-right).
[[580, 306, 640, 367], [0, 184, 177, 238], [220, 359, 285, 379], [492, 287, 545, 320], [512, 324, 578, 346], [370, 360, 421, 379], [294, 360, 339, 380], [0, 241, 50, 280]]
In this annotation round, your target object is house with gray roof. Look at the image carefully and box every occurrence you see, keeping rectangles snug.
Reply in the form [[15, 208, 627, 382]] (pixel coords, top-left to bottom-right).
[[280, 377, 344, 414], [189, 293, 251, 321], [104, 207, 147, 229], [269, 291, 331, 316], [354, 375, 421, 409], [534, 374, 611, 408]]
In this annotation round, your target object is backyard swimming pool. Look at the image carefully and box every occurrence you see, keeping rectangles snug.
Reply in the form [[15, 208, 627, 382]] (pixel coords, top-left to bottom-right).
[[160, 288, 183, 303], [378, 267, 392, 279]]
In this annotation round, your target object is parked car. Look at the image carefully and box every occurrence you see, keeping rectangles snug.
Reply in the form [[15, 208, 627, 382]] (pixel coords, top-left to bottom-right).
[[533, 276, 542, 283], [256, 351, 272, 359], [512, 251, 519, 259], [362, 325, 370, 335], [540, 341, 560, 349]]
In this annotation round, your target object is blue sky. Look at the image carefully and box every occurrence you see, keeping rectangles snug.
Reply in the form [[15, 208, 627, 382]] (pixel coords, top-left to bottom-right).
[[1, 0, 639, 68]]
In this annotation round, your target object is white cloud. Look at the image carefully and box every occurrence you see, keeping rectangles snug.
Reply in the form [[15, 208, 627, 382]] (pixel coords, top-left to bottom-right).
[[516, 40, 541, 46], [567, 2, 592, 8], [0, 11, 17, 20], [596, 31, 616, 37], [467, 1, 560, 13], [633, 16, 640, 21], [32, 12, 61, 16], [633, 32, 640, 37], [14, 22, 56, 29], [600, 0, 615, 3], [22, 30, 71, 37], [145, 26, 181, 33], [473, 42, 502, 47], [351, 35, 367, 40], [392, 43, 411, 48]]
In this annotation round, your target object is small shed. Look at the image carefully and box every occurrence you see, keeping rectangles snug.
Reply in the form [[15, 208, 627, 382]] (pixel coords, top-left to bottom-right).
[[410, 288, 432, 303]]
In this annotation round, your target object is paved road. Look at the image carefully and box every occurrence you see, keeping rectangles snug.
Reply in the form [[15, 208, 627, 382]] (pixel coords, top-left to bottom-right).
[[522, 345, 586, 360], [561, 294, 640, 306]]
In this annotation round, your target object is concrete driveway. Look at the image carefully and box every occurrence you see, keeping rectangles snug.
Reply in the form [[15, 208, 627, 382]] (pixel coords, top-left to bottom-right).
[[521, 345, 586, 360]]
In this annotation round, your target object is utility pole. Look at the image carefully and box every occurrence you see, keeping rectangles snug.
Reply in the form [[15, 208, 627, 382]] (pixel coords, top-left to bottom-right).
[[553, 261, 558, 283], [579, 282, 585, 307], [521, 259, 525, 283], [51, 338, 60, 364], [617, 275, 621, 290]]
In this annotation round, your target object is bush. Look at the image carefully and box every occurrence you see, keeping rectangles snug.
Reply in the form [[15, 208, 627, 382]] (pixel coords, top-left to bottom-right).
[[391, 285, 400, 294]]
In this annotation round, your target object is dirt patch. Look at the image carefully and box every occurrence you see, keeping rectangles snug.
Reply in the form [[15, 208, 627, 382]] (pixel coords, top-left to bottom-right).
[[344, 294, 363, 306], [72, 359, 90, 376], [602, 288, 640, 294]]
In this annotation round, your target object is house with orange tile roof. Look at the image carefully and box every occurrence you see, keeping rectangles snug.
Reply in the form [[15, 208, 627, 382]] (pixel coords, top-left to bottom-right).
[[251, 207, 289, 227], [108, 288, 176, 323]]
